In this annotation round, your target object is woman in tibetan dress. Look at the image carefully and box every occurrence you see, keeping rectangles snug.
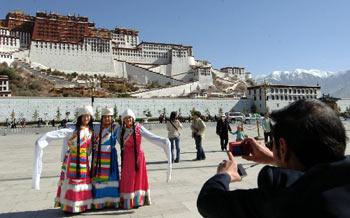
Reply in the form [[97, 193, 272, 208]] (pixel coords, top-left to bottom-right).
[[54, 105, 94, 213], [91, 107, 120, 209], [118, 109, 172, 209]]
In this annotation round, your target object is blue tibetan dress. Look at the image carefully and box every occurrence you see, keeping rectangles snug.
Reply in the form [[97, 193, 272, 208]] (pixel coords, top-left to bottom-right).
[[91, 125, 120, 209]]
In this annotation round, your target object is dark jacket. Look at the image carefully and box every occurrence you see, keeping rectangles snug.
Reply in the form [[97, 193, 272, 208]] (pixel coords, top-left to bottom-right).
[[197, 156, 350, 218], [216, 119, 232, 137]]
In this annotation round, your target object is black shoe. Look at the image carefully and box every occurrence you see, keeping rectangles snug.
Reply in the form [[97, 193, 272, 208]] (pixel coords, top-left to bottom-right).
[[174, 159, 179, 163]]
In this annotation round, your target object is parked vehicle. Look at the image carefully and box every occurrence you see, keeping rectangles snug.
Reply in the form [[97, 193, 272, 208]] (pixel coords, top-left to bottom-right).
[[244, 113, 263, 124], [225, 112, 245, 123]]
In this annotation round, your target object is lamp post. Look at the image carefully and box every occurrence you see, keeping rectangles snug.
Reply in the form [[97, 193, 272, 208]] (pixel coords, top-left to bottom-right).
[[89, 78, 98, 107]]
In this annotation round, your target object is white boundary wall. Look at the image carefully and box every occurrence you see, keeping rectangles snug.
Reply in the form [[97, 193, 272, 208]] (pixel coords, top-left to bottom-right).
[[0, 97, 237, 122]]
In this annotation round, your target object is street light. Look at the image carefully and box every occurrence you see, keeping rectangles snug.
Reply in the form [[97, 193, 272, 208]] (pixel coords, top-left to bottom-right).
[[88, 78, 98, 107]]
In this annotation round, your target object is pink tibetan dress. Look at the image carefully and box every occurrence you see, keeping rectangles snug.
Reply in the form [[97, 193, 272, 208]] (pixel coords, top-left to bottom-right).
[[54, 127, 93, 213], [119, 123, 150, 209]]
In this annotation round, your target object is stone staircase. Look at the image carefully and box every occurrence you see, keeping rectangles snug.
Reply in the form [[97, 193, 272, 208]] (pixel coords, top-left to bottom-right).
[[126, 62, 185, 86]]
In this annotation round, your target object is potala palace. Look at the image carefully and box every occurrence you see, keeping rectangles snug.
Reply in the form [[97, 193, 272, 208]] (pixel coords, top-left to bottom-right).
[[0, 11, 251, 98]]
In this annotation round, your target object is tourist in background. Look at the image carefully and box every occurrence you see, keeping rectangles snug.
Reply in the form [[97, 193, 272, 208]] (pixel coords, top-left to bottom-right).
[[91, 107, 120, 209], [262, 113, 272, 148], [54, 105, 94, 213], [118, 109, 172, 209], [230, 125, 246, 142], [191, 111, 206, 161], [216, 114, 232, 151], [166, 111, 183, 163]]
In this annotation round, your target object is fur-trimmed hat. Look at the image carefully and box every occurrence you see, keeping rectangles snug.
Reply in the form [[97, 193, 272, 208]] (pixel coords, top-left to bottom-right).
[[76, 105, 93, 117], [121, 109, 135, 121], [101, 107, 114, 116]]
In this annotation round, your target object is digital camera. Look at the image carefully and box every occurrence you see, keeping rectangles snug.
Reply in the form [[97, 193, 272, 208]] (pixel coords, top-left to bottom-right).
[[229, 141, 250, 156]]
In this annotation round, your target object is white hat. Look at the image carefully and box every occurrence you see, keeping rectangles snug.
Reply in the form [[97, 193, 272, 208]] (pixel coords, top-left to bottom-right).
[[101, 107, 114, 116], [121, 108, 135, 121], [76, 105, 93, 118]]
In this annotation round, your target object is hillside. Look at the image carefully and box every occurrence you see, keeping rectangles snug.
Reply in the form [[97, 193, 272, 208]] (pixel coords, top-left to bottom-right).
[[0, 62, 139, 97]]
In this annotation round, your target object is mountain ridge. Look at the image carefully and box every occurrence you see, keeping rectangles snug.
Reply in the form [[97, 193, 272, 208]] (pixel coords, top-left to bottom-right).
[[255, 69, 350, 98]]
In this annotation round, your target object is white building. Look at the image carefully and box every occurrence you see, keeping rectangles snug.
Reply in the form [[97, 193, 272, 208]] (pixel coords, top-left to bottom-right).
[[247, 84, 321, 113], [0, 52, 14, 66], [0, 75, 11, 97], [0, 27, 20, 53], [221, 67, 251, 80]]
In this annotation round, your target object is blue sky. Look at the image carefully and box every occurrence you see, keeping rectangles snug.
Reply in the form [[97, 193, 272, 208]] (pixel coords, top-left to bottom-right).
[[1, 0, 350, 75]]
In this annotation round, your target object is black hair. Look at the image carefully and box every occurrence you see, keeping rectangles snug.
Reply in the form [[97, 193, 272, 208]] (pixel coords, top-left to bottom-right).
[[75, 115, 94, 178], [270, 99, 347, 169], [170, 111, 177, 121], [194, 111, 201, 117], [91, 116, 114, 178]]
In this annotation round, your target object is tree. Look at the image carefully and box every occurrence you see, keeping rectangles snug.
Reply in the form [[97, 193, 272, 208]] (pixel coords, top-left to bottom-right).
[[218, 108, 223, 115], [32, 109, 39, 122], [178, 108, 182, 117], [113, 104, 118, 120], [56, 107, 62, 121], [190, 107, 196, 116], [65, 111, 71, 120], [95, 107, 101, 121], [163, 107, 167, 117], [205, 108, 211, 117], [10, 109, 16, 121]]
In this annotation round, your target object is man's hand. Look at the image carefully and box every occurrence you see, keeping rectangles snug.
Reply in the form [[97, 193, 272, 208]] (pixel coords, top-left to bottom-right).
[[242, 137, 274, 164], [217, 151, 241, 182]]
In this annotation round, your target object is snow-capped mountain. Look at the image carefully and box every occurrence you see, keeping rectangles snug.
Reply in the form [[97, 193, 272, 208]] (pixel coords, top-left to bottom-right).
[[255, 69, 350, 98]]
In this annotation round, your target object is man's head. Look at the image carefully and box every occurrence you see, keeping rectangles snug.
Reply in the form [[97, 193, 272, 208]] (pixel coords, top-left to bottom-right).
[[193, 111, 201, 119], [270, 99, 347, 170]]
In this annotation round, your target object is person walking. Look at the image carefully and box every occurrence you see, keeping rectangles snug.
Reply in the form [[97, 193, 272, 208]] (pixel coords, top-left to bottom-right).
[[166, 111, 183, 163], [262, 113, 272, 148], [216, 114, 232, 151], [191, 111, 206, 161]]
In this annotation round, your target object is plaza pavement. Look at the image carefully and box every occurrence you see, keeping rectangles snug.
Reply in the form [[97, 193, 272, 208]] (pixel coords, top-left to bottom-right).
[[0, 122, 349, 218]]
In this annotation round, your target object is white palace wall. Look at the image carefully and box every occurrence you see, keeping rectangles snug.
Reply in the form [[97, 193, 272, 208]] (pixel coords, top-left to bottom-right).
[[29, 41, 117, 76]]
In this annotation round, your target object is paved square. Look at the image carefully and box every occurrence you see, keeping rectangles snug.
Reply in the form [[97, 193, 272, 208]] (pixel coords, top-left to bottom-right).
[[0, 122, 349, 217]]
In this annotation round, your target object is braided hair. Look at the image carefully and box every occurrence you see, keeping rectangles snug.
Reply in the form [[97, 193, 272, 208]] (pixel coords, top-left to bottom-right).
[[120, 118, 138, 171], [75, 115, 94, 179]]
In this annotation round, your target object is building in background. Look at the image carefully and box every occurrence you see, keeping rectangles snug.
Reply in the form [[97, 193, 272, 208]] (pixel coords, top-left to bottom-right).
[[247, 84, 321, 113], [0, 75, 11, 97], [221, 67, 251, 80]]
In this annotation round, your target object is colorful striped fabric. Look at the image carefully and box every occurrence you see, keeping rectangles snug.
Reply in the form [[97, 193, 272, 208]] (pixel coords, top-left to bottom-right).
[[54, 127, 93, 213], [91, 125, 120, 209]]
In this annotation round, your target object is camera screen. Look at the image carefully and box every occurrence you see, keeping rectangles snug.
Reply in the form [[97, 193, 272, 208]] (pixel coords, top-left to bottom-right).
[[230, 145, 243, 156]]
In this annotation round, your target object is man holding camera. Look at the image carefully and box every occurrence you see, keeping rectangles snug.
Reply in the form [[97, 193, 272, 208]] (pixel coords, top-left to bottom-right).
[[197, 99, 350, 218]]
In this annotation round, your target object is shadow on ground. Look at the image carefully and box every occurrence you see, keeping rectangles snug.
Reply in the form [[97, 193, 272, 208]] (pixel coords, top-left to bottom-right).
[[0, 208, 134, 218]]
